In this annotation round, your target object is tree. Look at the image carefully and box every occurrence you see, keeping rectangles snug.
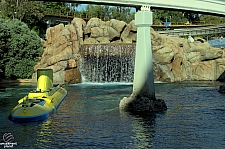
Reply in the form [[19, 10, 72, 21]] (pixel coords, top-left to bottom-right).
[[183, 12, 200, 24], [0, 0, 46, 37], [0, 0, 44, 22], [152, 9, 187, 25], [81, 4, 135, 23], [43, 2, 71, 15], [0, 18, 10, 78], [200, 15, 225, 24], [66, 2, 81, 13], [0, 19, 43, 79]]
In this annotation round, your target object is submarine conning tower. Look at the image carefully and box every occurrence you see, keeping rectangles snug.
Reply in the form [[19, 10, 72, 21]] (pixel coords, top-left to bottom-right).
[[37, 69, 53, 91]]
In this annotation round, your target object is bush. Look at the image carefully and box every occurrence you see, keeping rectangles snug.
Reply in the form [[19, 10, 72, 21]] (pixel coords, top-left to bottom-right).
[[0, 19, 43, 79], [0, 18, 11, 78]]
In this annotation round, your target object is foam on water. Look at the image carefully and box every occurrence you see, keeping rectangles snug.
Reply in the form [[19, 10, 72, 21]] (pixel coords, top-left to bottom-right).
[[69, 81, 165, 86], [69, 82, 133, 86]]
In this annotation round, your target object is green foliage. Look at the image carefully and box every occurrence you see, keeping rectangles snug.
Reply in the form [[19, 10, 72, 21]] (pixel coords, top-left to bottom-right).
[[198, 15, 225, 39], [0, 0, 45, 37], [152, 9, 188, 25], [80, 5, 135, 23], [0, 19, 43, 79], [200, 15, 225, 24], [0, 0, 44, 23], [0, 18, 11, 77], [184, 12, 200, 23], [43, 2, 70, 15], [110, 6, 135, 22]]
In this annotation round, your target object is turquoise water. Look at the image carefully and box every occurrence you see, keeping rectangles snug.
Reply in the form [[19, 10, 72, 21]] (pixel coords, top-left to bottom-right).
[[0, 81, 225, 148]]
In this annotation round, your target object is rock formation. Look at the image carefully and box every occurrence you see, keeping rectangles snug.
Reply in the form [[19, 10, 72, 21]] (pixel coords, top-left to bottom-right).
[[33, 18, 85, 84], [33, 17, 225, 84]]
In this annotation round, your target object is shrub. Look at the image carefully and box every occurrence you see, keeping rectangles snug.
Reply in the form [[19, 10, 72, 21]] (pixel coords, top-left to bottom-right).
[[0, 18, 11, 78], [0, 19, 43, 79]]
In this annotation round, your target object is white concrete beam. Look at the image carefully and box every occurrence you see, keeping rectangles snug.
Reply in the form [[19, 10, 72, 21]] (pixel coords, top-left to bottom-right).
[[53, 0, 225, 15]]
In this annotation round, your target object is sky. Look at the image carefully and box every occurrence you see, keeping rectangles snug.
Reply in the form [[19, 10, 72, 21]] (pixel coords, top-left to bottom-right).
[[76, 4, 87, 11]]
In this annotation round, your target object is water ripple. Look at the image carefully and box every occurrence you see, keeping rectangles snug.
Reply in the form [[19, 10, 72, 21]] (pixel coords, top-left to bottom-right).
[[0, 82, 225, 148]]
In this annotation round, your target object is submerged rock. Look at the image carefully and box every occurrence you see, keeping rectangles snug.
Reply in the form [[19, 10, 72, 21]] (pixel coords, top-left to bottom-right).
[[218, 85, 225, 93], [119, 96, 167, 112]]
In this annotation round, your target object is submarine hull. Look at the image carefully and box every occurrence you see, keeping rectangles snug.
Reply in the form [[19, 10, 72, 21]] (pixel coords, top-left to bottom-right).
[[9, 87, 67, 122], [9, 69, 67, 123]]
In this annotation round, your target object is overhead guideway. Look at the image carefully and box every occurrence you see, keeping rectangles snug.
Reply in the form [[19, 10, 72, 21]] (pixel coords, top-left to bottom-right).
[[51, 0, 225, 15]]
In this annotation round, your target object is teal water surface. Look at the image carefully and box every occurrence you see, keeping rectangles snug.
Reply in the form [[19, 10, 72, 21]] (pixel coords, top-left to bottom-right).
[[0, 81, 225, 148]]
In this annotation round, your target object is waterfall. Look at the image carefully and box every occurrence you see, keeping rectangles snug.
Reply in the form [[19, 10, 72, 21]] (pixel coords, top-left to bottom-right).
[[79, 44, 135, 83]]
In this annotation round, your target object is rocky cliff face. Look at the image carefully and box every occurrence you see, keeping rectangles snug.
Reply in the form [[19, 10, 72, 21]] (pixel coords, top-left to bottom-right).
[[33, 17, 225, 84], [33, 18, 85, 84], [151, 29, 224, 82]]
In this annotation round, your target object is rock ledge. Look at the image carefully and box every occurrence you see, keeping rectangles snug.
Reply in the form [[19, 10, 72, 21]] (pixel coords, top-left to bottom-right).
[[120, 96, 167, 112]]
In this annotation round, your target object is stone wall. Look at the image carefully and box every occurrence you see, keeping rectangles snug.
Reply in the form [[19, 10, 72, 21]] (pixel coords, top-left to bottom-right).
[[33, 17, 225, 84]]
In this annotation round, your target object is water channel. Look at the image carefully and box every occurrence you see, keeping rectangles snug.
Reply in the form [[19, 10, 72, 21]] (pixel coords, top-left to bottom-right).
[[1, 81, 225, 148]]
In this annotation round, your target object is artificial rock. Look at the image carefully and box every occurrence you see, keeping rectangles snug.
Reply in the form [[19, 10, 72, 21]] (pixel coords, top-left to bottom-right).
[[33, 17, 225, 84]]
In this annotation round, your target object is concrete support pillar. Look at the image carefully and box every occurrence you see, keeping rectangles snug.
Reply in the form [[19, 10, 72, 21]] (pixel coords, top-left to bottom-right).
[[119, 6, 167, 112], [132, 6, 155, 100]]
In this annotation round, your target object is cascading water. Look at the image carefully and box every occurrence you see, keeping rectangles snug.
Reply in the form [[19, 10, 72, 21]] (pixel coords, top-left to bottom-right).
[[79, 44, 135, 83]]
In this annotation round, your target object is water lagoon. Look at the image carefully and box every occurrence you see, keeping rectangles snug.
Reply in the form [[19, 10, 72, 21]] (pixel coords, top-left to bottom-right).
[[0, 81, 225, 148]]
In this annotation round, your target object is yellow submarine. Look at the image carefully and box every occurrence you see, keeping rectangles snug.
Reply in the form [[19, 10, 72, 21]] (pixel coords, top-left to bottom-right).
[[9, 69, 67, 122]]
